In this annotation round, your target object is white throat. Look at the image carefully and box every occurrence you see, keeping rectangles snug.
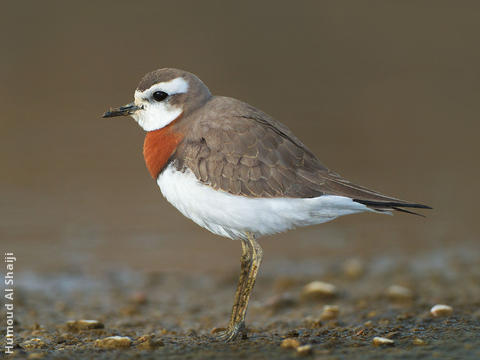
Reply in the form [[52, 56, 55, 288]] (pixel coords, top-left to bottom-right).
[[131, 77, 189, 132]]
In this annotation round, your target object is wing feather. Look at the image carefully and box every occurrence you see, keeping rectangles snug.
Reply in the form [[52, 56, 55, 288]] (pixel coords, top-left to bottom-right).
[[172, 97, 430, 212]]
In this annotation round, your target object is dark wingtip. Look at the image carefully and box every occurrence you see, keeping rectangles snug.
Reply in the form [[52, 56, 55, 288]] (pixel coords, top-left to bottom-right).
[[354, 199, 432, 216], [405, 203, 433, 210], [391, 206, 426, 217]]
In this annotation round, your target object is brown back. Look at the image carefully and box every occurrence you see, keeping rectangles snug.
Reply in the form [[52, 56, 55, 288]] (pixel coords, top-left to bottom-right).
[[172, 96, 409, 205]]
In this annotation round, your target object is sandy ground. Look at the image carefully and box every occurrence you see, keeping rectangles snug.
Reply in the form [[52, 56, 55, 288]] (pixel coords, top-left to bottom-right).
[[3, 246, 479, 359]]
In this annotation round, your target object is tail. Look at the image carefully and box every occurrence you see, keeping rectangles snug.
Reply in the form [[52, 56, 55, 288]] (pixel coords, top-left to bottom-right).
[[318, 171, 432, 216], [353, 199, 432, 217]]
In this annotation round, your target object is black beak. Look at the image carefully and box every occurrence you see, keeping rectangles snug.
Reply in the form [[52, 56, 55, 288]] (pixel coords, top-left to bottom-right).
[[102, 102, 143, 118]]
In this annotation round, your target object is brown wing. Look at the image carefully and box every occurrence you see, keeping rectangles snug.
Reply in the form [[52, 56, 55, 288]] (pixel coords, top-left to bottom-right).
[[173, 97, 430, 212]]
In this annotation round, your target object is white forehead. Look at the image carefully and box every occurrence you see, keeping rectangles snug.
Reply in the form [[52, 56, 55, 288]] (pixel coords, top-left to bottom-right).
[[135, 77, 189, 99]]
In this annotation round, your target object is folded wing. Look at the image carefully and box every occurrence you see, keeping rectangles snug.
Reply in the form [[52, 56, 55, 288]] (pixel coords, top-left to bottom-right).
[[173, 97, 431, 214]]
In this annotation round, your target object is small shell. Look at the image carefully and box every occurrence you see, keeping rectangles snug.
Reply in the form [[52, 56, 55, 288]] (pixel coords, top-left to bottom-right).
[[281, 338, 300, 349], [320, 305, 339, 320], [413, 338, 426, 345], [372, 337, 394, 345], [430, 304, 453, 317], [297, 344, 313, 356], [21, 338, 48, 350], [342, 258, 365, 278], [66, 319, 104, 330], [301, 281, 337, 300], [95, 336, 132, 349], [136, 337, 164, 350], [386, 285, 413, 300]]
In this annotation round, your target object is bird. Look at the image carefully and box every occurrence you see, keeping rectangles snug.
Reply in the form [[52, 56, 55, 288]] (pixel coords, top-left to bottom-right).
[[102, 68, 431, 341]]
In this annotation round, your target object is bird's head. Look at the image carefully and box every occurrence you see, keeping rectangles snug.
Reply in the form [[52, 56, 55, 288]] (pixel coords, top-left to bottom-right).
[[103, 68, 211, 131]]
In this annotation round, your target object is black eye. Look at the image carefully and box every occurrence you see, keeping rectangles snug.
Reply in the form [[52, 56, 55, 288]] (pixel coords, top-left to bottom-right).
[[152, 91, 168, 102]]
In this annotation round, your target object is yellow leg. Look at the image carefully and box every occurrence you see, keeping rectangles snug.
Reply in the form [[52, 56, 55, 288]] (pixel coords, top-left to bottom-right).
[[216, 232, 263, 342]]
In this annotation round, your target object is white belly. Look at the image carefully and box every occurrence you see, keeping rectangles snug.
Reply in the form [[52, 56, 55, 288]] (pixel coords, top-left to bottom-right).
[[157, 164, 373, 240]]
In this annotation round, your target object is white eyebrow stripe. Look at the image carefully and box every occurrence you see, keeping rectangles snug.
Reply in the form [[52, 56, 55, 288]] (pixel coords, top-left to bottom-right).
[[136, 77, 189, 97]]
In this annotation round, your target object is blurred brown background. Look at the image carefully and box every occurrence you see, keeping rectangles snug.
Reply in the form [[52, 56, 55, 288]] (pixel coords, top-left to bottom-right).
[[1, 1, 479, 276]]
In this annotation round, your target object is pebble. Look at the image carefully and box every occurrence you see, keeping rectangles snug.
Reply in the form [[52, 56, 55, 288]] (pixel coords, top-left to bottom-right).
[[397, 312, 413, 320], [186, 329, 198, 337], [120, 305, 140, 316], [413, 338, 426, 345], [21, 338, 48, 350], [303, 315, 322, 328], [301, 281, 337, 300], [31, 329, 47, 336], [320, 305, 339, 320], [296, 344, 313, 356], [137, 335, 152, 342], [386, 285, 413, 300], [95, 336, 132, 349], [136, 337, 164, 350], [372, 336, 395, 346], [430, 304, 453, 317], [130, 291, 147, 305], [281, 338, 300, 349], [343, 258, 365, 278], [27, 353, 45, 359], [66, 319, 104, 330]]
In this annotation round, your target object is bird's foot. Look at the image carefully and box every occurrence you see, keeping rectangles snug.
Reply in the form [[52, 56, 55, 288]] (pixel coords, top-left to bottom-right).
[[214, 321, 247, 342]]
